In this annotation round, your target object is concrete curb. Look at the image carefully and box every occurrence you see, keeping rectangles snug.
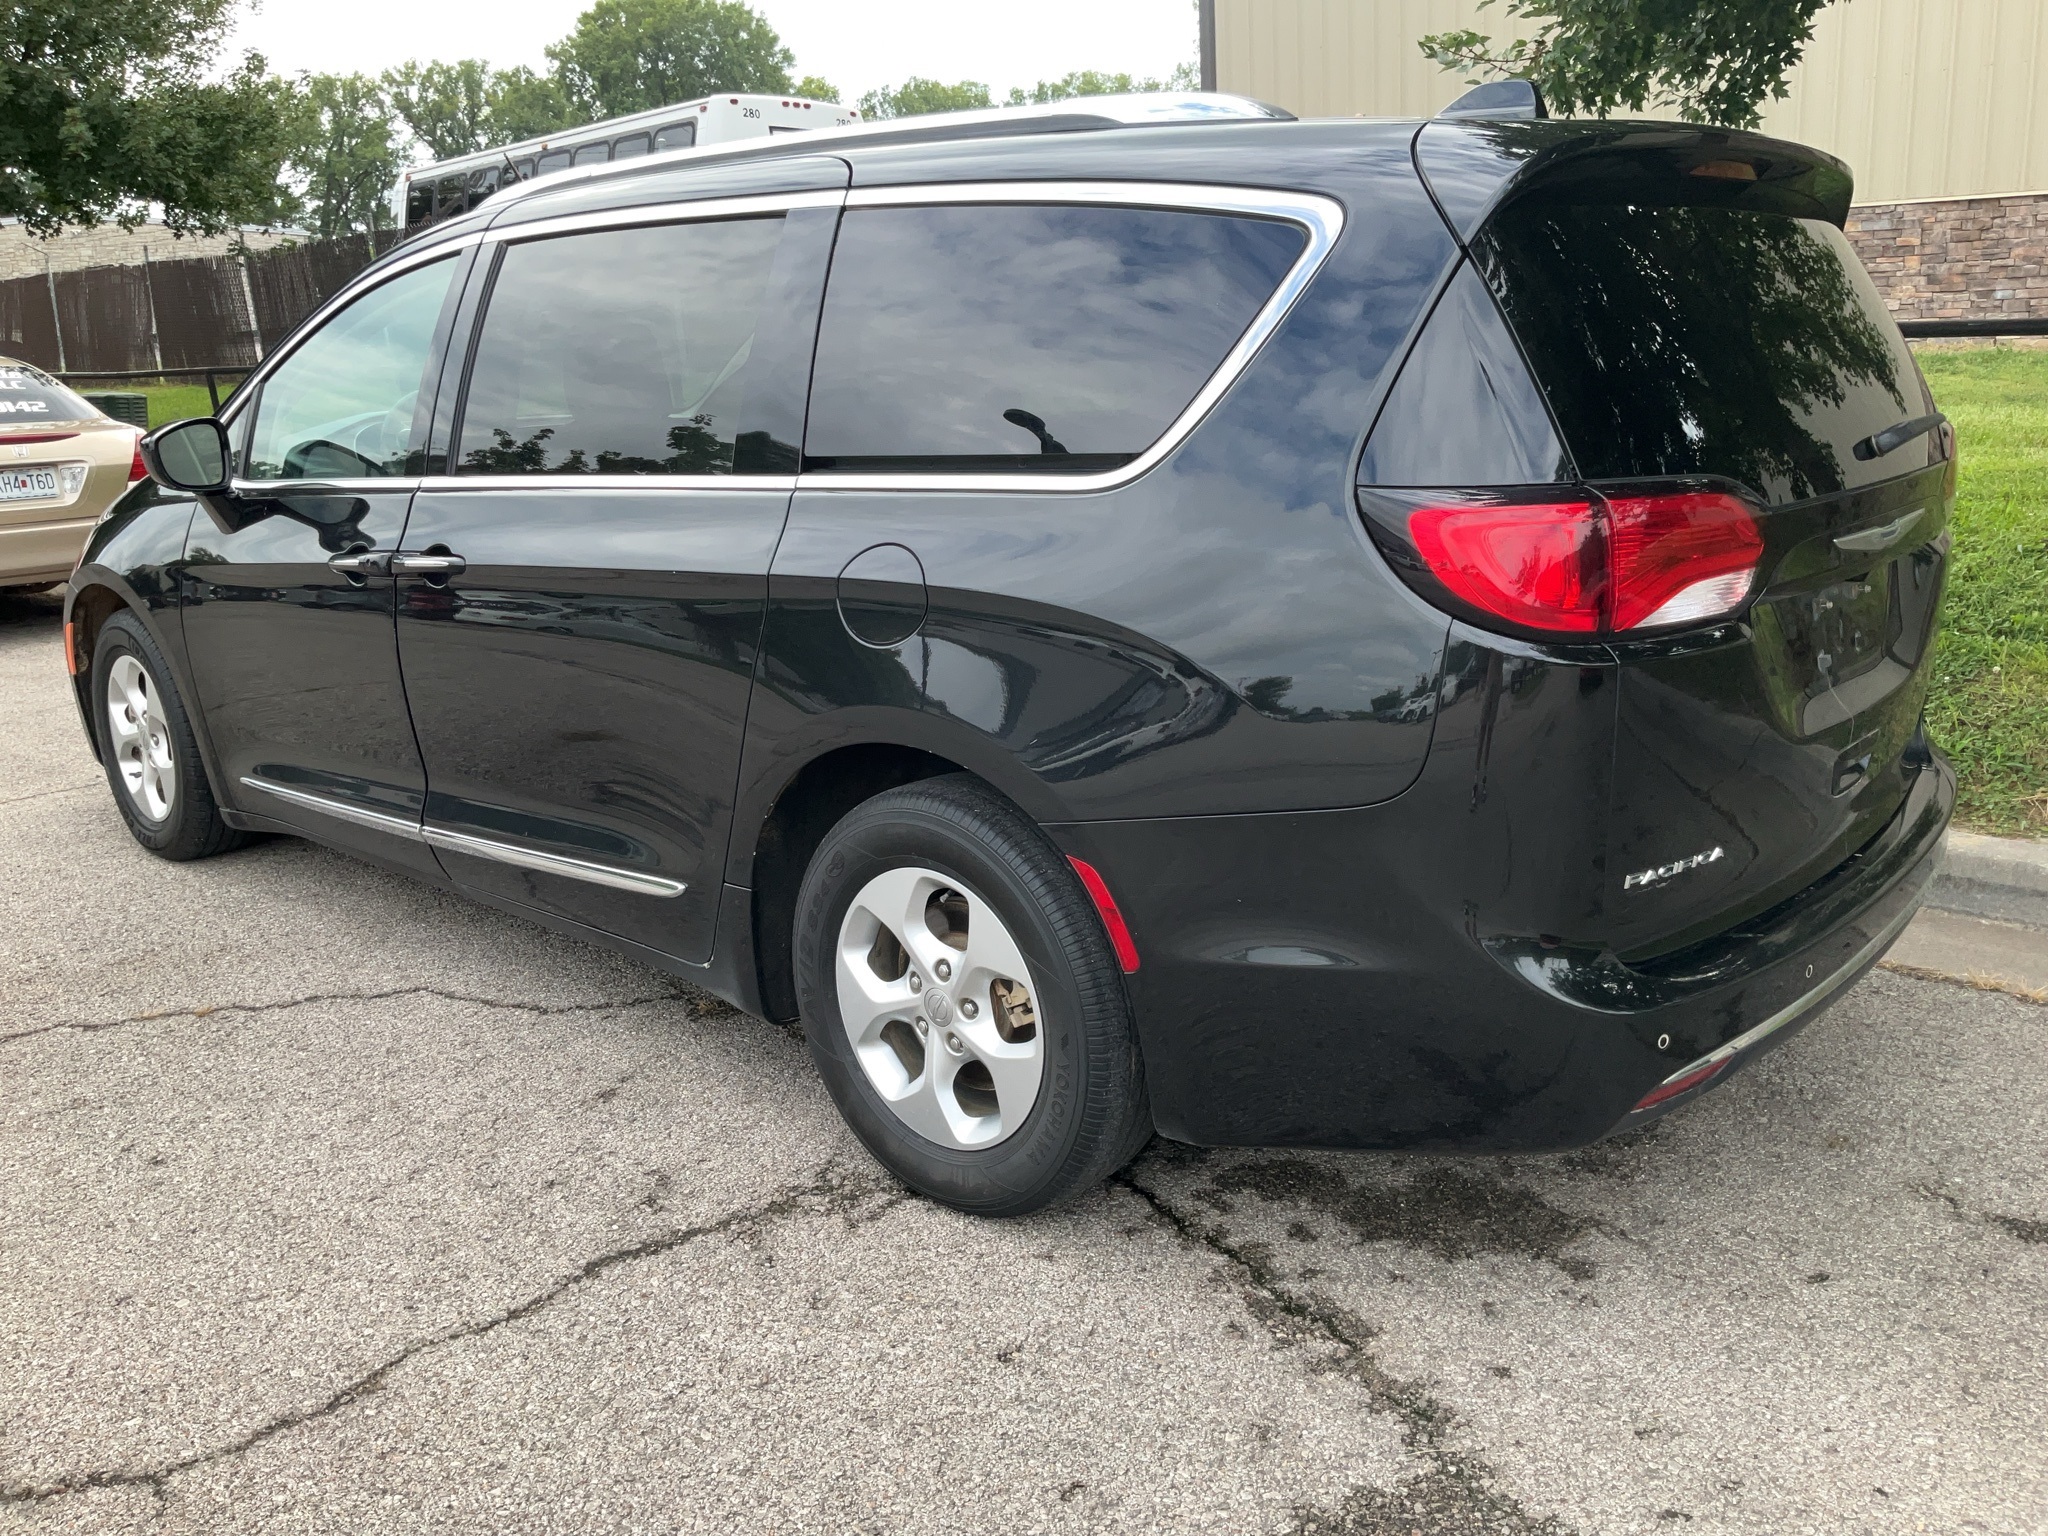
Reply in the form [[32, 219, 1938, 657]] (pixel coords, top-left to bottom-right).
[[1930, 830, 2048, 929]]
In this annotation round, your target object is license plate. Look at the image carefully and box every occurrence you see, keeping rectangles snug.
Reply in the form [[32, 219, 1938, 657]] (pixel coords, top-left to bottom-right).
[[0, 468, 59, 501]]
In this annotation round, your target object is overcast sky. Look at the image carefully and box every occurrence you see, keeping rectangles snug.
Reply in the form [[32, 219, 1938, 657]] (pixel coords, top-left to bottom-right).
[[226, 0, 1202, 108]]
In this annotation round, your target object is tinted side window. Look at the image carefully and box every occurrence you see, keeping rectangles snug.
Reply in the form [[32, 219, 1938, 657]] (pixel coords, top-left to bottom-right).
[[612, 133, 650, 159], [654, 122, 696, 151], [455, 217, 783, 476], [804, 205, 1305, 473], [536, 149, 570, 175], [247, 257, 456, 480], [572, 141, 610, 167]]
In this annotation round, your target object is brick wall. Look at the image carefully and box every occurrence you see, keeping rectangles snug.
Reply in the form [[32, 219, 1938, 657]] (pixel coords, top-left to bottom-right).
[[0, 221, 294, 282], [1846, 193, 2048, 323]]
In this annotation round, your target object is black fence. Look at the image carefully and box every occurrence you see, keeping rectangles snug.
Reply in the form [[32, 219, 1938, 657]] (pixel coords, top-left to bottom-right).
[[0, 231, 400, 377]]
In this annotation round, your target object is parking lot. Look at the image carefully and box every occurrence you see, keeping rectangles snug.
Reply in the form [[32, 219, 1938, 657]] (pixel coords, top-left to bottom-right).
[[3, 587, 2043, 1536]]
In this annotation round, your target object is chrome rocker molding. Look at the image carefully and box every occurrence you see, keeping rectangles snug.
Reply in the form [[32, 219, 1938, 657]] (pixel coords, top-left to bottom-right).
[[239, 776, 685, 899]]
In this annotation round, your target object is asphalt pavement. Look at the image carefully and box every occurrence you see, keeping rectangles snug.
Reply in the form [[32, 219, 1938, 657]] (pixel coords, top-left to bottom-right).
[[3, 588, 2043, 1536]]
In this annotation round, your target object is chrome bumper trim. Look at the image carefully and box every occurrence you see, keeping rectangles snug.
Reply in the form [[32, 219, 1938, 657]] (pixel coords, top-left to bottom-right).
[[1649, 896, 1924, 1091]]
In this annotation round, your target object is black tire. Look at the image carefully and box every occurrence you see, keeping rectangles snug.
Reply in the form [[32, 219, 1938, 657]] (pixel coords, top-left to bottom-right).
[[794, 774, 1152, 1216], [91, 609, 247, 861]]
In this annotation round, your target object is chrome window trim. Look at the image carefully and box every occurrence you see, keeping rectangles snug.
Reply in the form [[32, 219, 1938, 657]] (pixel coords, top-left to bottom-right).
[[416, 475, 797, 493], [801, 181, 1345, 495], [240, 776, 686, 899], [420, 825, 685, 898], [219, 235, 483, 432], [482, 187, 843, 246]]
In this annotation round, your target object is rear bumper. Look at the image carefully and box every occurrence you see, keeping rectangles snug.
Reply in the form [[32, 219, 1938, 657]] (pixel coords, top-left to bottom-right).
[[1048, 750, 1952, 1150], [0, 512, 94, 584]]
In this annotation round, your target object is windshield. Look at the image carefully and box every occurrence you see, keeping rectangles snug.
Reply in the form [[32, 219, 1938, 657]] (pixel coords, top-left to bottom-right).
[[0, 363, 95, 424], [1476, 204, 1929, 505]]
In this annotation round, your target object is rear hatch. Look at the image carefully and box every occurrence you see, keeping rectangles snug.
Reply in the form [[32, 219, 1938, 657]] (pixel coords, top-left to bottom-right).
[[1378, 127, 1954, 957]]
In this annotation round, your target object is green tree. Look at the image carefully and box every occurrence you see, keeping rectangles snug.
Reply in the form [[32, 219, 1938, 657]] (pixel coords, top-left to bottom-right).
[[483, 66, 576, 143], [384, 59, 576, 158], [856, 77, 993, 120], [0, 0, 299, 235], [286, 73, 405, 238], [1420, 0, 1835, 127], [547, 0, 794, 118], [794, 75, 839, 103], [1005, 63, 1199, 105], [383, 59, 492, 160]]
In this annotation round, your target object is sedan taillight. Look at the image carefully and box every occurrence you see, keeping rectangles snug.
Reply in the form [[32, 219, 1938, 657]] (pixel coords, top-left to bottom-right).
[[1402, 489, 1762, 638], [128, 435, 147, 483]]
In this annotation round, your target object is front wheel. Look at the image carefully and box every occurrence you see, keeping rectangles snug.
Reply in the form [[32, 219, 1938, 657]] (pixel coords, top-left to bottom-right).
[[793, 774, 1151, 1216], [91, 610, 246, 861]]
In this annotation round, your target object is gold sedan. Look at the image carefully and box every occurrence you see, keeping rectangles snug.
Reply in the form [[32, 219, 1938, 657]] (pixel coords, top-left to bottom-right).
[[0, 358, 145, 593]]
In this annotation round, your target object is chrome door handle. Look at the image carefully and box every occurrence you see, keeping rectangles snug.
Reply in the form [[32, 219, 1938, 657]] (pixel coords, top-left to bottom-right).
[[388, 552, 466, 576], [326, 550, 392, 577]]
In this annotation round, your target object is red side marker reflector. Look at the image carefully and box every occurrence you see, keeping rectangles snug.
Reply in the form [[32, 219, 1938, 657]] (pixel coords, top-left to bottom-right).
[[1631, 1058, 1729, 1113], [63, 619, 78, 676], [1068, 855, 1140, 973]]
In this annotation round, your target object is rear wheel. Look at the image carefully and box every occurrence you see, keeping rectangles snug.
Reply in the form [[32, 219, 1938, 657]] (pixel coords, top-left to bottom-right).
[[793, 774, 1150, 1215], [92, 610, 246, 861]]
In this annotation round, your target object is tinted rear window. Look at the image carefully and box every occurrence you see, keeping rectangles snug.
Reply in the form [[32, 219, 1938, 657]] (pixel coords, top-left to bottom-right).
[[1477, 205, 1925, 504], [804, 204, 1305, 473]]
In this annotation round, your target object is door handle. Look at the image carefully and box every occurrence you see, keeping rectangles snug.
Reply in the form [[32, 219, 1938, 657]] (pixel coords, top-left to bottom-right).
[[327, 550, 392, 577], [388, 552, 467, 577]]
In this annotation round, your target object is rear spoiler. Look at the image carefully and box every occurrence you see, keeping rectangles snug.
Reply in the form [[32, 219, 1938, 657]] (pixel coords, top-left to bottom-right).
[[1412, 118, 1856, 245]]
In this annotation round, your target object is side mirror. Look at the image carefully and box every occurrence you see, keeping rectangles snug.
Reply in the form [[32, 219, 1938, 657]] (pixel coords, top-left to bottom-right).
[[139, 418, 232, 493]]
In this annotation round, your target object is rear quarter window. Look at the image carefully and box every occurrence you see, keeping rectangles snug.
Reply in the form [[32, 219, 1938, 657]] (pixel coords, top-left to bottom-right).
[[803, 203, 1307, 474], [1477, 204, 1927, 504]]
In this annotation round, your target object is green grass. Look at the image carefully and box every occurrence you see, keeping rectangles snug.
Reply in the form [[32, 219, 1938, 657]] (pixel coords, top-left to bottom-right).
[[67, 380, 244, 428], [1917, 347, 2048, 838]]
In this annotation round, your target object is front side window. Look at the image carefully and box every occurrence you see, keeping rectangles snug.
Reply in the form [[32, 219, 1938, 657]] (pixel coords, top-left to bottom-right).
[[454, 217, 783, 476], [246, 258, 456, 480], [804, 204, 1307, 473]]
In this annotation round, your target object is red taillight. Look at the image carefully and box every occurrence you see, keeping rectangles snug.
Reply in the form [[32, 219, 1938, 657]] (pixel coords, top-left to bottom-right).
[[1406, 490, 1762, 637], [1410, 500, 1604, 632], [1067, 856, 1140, 973], [128, 436, 147, 483], [1631, 1057, 1730, 1112]]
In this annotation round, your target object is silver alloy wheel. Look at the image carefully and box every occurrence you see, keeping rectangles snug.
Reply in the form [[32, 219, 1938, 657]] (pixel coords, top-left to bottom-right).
[[835, 865, 1045, 1150], [106, 653, 176, 822]]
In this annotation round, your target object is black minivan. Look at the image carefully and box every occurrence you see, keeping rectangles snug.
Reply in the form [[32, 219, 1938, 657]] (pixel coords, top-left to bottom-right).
[[72, 95, 1954, 1214]]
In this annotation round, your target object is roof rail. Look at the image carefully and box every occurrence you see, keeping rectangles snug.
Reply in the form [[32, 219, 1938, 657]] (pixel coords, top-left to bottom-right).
[[487, 92, 1293, 211]]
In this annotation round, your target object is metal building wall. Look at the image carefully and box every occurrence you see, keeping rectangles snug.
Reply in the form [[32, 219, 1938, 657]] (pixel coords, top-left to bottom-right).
[[1214, 0, 2048, 203]]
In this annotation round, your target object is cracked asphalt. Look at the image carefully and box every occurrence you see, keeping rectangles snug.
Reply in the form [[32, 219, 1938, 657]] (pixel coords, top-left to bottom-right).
[[3, 588, 2044, 1536]]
